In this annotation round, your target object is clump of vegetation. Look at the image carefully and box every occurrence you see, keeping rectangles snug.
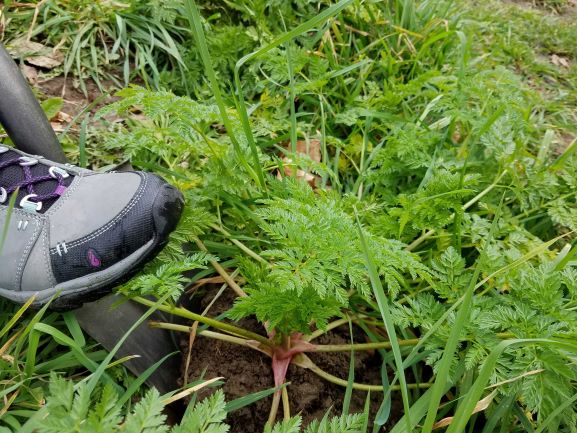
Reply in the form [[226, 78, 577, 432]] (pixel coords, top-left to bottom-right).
[[1, 0, 188, 92], [1, 0, 577, 431], [93, 0, 577, 430]]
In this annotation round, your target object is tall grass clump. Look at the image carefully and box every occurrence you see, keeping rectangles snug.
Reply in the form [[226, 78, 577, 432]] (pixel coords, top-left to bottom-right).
[[1, 0, 189, 93]]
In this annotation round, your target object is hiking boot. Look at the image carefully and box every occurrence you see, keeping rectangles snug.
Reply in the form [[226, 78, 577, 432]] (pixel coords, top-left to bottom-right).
[[0, 145, 184, 310]]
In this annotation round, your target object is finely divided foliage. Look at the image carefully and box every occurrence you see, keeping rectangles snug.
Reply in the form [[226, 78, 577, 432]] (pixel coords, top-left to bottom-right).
[[38, 376, 231, 433], [1, 0, 577, 431], [230, 181, 429, 333], [101, 0, 576, 429]]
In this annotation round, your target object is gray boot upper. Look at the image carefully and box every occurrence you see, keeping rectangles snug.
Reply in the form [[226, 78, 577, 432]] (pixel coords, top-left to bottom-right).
[[0, 145, 183, 307]]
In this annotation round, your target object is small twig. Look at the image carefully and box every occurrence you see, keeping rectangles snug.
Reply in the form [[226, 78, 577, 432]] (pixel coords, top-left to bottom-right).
[[183, 321, 199, 387], [194, 237, 247, 297], [27, 0, 47, 41]]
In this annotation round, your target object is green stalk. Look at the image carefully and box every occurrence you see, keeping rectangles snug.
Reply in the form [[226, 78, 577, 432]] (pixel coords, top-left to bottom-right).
[[151, 322, 273, 357], [281, 388, 291, 420], [132, 297, 271, 347], [313, 339, 419, 352], [406, 160, 507, 251], [286, 37, 298, 156], [194, 237, 247, 297], [267, 391, 282, 427], [356, 214, 413, 433], [0, 188, 19, 255], [421, 200, 504, 433], [209, 224, 268, 264], [446, 339, 577, 433], [232, 0, 354, 189], [296, 354, 431, 392], [305, 317, 352, 341]]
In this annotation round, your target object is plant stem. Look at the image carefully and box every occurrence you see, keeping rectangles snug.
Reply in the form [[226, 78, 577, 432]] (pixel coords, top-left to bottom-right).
[[210, 224, 268, 264], [194, 237, 247, 297], [305, 317, 353, 341], [282, 388, 291, 420], [267, 392, 282, 427], [312, 338, 419, 352], [183, 0, 262, 188], [133, 297, 271, 347], [294, 354, 431, 392], [152, 321, 245, 345]]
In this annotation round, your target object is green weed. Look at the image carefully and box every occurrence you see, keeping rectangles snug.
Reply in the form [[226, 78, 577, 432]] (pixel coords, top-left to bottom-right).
[[2, 0, 577, 431], [1, 0, 187, 93], [90, 0, 577, 430]]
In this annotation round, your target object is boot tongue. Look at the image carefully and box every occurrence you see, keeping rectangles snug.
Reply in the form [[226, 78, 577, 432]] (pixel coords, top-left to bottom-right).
[[0, 148, 74, 213]]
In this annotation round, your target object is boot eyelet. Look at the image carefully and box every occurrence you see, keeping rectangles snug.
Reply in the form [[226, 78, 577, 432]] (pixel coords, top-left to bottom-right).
[[49, 166, 70, 179], [0, 187, 6, 203], [19, 157, 39, 167], [20, 194, 42, 213]]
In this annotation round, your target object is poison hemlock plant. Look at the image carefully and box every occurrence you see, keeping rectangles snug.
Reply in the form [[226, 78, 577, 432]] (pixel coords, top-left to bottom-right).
[[37, 0, 577, 431], [230, 180, 430, 334], [267, 412, 366, 433], [36, 374, 230, 433], [37, 373, 366, 433]]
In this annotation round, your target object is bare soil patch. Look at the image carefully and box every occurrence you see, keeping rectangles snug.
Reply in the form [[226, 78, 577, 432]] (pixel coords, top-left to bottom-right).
[[179, 287, 406, 432]]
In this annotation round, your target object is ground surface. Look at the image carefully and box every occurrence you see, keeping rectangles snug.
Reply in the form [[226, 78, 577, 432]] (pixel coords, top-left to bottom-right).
[[181, 287, 402, 431]]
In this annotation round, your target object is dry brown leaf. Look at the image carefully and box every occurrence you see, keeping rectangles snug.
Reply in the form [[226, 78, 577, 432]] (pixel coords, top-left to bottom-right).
[[50, 111, 73, 132], [280, 139, 323, 187], [551, 54, 570, 68], [55, 111, 72, 123], [20, 63, 38, 84], [8, 38, 63, 69], [432, 390, 497, 429], [161, 376, 223, 405], [296, 139, 321, 162]]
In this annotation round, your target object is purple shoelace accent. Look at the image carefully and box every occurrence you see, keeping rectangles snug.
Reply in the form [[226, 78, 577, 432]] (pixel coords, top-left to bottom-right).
[[0, 157, 67, 203]]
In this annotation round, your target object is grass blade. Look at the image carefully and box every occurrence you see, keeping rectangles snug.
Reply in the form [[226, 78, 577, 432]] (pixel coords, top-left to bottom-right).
[[225, 384, 288, 413], [356, 212, 412, 433], [116, 351, 178, 407], [232, 0, 354, 188], [0, 188, 19, 255], [342, 317, 355, 416], [421, 198, 504, 433], [182, 0, 262, 189]]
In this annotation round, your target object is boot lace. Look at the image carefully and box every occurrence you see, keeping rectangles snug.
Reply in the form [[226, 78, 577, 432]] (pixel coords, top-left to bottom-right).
[[0, 145, 69, 213]]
